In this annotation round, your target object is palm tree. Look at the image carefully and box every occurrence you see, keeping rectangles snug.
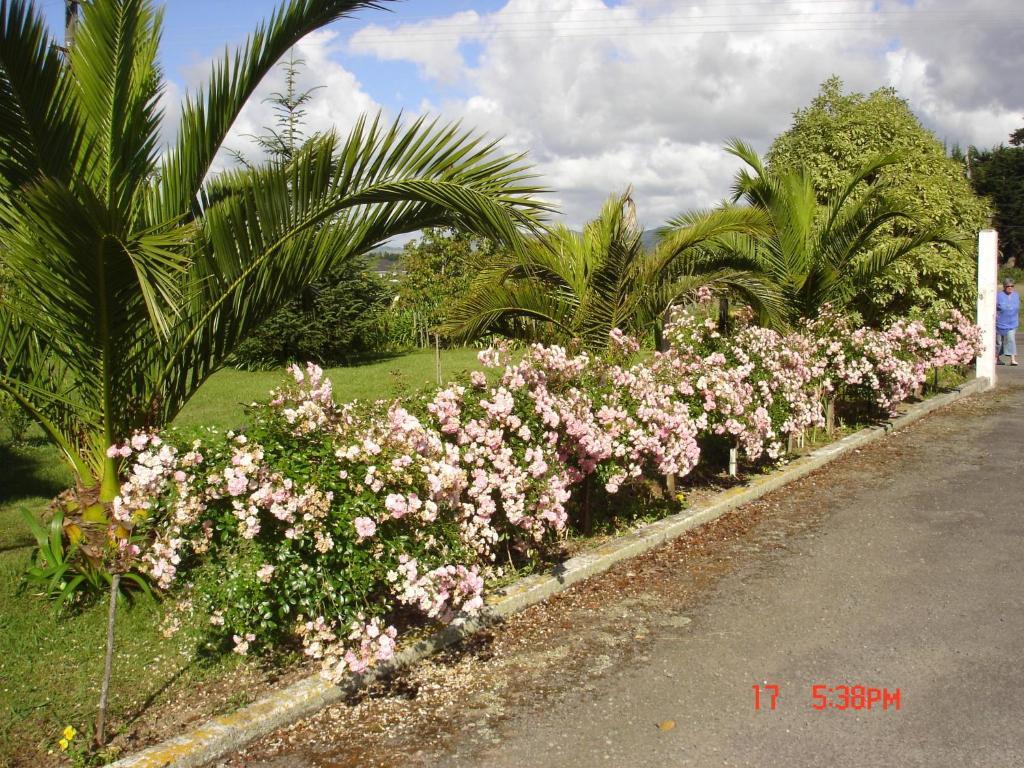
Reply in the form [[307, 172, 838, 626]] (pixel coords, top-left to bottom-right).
[[682, 139, 956, 326], [440, 190, 777, 352], [0, 0, 549, 504]]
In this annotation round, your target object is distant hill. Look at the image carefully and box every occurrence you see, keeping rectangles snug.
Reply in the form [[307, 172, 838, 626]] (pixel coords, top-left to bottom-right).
[[560, 229, 662, 249], [363, 230, 663, 275]]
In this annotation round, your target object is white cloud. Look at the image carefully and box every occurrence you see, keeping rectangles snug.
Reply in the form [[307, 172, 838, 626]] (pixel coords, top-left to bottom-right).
[[201, 29, 383, 172], [349, 10, 484, 83], [342, 0, 1024, 228], [156, 78, 183, 151], [885, 48, 1021, 148]]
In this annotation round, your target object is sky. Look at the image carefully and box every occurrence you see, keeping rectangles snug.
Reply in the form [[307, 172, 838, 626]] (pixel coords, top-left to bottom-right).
[[41, 0, 1024, 231]]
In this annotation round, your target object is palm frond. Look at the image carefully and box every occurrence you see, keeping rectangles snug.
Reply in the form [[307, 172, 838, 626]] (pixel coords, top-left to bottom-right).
[[440, 279, 578, 345], [0, 0, 84, 190], [72, 0, 163, 218], [652, 204, 771, 278], [820, 153, 901, 233], [156, 120, 548, 420], [0, 312, 90, 476], [150, 0, 395, 223]]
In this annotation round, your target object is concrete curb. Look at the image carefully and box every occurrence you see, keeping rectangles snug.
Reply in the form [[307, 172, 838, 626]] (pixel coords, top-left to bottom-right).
[[107, 377, 989, 768]]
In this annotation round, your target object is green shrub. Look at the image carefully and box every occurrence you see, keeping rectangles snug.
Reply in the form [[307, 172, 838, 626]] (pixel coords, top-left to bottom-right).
[[0, 390, 33, 444], [766, 77, 991, 319], [230, 259, 396, 370]]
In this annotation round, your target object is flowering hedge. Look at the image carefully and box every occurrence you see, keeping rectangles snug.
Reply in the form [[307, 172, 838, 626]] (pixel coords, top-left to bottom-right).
[[107, 308, 979, 681]]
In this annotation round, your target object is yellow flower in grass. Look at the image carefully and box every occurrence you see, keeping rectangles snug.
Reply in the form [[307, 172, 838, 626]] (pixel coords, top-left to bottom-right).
[[59, 725, 76, 750]]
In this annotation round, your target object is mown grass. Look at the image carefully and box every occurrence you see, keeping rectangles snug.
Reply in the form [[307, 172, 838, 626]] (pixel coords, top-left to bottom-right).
[[176, 348, 482, 430], [0, 348, 483, 766]]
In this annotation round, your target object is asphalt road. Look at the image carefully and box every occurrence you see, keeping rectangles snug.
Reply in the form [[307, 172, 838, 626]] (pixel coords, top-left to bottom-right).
[[232, 368, 1024, 768]]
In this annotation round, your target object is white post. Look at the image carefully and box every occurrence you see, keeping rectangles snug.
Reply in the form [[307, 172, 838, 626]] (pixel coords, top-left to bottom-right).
[[976, 229, 998, 388], [728, 445, 738, 477]]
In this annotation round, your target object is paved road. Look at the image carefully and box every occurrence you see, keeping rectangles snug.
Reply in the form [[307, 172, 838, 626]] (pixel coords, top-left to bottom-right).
[[233, 369, 1024, 768]]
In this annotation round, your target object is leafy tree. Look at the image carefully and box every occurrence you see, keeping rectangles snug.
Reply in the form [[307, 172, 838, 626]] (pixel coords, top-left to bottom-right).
[[392, 227, 498, 347], [970, 121, 1024, 266], [231, 257, 394, 368], [441, 191, 777, 352], [0, 0, 548, 506], [696, 140, 955, 326], [1010, 122, 1024, 148], [765, 77, 991, 317]]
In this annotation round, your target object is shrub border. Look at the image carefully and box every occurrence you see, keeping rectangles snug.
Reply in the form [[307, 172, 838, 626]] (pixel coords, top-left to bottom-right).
[[106, 376, 988, 768]]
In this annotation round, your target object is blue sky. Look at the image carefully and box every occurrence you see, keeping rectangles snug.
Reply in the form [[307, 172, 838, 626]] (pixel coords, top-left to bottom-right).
[[41, 0, 499, 110]]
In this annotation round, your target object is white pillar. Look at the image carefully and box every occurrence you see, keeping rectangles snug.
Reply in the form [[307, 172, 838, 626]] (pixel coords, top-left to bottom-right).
[[976, 229, 998, 388]]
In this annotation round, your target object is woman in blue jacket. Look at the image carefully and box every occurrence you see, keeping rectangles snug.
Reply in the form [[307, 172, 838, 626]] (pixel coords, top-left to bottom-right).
[[997, 276, 1020, 366]]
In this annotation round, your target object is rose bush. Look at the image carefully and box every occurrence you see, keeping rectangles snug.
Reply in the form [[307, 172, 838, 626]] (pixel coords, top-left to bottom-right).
[[107, 309, 978, 681], [806, 307, 981, 414]]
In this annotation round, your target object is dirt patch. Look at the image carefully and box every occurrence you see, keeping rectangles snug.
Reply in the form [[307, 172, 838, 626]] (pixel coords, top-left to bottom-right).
[[97, 659, 317, 767]]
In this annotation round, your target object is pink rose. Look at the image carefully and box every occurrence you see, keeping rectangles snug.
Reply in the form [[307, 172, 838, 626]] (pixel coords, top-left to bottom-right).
[[354, 516, 377, 541], [384, 494, 408, 518]]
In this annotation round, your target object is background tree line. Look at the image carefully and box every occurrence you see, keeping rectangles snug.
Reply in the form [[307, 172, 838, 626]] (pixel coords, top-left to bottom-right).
[[965, 122, 1024, 267]]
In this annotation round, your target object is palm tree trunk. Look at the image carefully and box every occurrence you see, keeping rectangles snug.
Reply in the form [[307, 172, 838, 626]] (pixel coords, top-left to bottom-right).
[[656, 306, 672, 352], [653, 323, 664, 353], [718, 295, 730, 335]]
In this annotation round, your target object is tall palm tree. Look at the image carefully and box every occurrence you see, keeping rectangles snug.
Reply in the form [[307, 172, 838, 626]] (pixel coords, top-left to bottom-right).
[[681, 139, 956, 326], [0, 0, 549, 503], [441, 190, 777, 352]]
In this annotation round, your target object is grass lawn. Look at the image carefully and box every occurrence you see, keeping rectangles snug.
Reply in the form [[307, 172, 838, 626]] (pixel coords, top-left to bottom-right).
[[0, 347, 484, 766], [176, 347, 483, 430]]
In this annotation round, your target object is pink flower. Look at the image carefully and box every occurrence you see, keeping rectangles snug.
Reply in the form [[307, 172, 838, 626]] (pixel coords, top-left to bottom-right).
[[344, 650, 368, 674], [354, 516, 377, 541], [385, 493, 408, 518], [226, 473, 248, 497], [232, 633, 255, 655]]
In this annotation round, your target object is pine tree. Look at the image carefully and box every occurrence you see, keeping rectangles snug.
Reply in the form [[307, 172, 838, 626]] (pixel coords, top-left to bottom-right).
[[972, 121, 1024, 265], [231, 49, 323, 167]]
